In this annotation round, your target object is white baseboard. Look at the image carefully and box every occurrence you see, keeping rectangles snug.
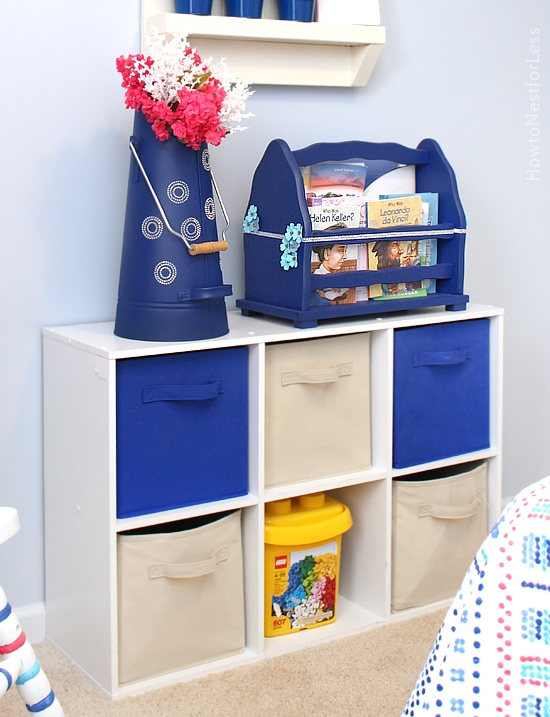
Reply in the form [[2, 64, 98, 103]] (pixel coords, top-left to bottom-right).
[[13, 602, 46, 644]]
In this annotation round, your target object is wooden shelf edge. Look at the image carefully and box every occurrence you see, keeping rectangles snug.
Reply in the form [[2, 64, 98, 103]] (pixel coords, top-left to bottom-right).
[[147, 13, 386, 46], [142, 12, 386, 87]]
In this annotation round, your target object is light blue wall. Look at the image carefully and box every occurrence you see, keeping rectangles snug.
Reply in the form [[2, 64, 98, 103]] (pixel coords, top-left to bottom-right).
[[0, 0, 548, 610]]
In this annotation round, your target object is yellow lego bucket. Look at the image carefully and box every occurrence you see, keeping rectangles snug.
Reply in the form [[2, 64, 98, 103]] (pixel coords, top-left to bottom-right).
[[264, 493, 352, 637]]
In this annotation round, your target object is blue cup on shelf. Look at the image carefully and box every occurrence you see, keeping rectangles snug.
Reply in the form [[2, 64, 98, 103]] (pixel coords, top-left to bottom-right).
[[225, 0, 263, 18], [277, 0, 314, 21], [174, 0, 213, 14]]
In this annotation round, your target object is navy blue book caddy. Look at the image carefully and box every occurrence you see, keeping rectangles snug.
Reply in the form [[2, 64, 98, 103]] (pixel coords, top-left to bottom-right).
[[236, 138, 469, 328]]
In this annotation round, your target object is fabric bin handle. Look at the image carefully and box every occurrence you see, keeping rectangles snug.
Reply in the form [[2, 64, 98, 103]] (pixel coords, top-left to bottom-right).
[[142, 380, 224, 403], [281, 362, 353, 386], [413, 348, 471, 367], [148, 546, 229, 580], [418, 491, 483, 520]]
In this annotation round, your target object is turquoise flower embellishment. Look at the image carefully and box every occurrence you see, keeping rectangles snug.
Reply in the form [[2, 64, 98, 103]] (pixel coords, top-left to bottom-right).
[[280, 251, 298, 270], [243, 205, 259, 233], [285, 222, 302, 243], [280, 223, 302, 270]]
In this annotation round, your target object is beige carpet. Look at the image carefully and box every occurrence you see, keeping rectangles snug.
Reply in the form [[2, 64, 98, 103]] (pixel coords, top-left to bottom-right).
[[2, 609, 446, 717]]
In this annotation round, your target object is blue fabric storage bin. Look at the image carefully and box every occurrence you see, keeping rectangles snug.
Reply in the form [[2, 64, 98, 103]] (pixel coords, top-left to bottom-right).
[[393, 319, 490, 468], [116, 347, 248, 518]]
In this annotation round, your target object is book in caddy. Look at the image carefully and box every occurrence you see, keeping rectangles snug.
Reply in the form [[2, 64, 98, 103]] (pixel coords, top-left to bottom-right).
[[236, 138, 468, 329]]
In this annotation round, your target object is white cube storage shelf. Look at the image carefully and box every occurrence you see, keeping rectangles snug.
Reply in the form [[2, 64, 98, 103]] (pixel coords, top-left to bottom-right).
[[43, 304, 503, 699]]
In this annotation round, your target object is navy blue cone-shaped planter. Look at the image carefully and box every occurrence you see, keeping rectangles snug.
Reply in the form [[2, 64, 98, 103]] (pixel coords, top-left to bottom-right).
[[114, 111, 232, 341]]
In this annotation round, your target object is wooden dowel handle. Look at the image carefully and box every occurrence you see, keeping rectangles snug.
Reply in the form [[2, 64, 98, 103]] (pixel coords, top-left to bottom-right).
[[188, 241, 229, 255]]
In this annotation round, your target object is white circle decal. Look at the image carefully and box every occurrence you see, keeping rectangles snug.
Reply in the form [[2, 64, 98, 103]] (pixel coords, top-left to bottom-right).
[[167, 181, 190, 204], [204, 197, 216, 220], [181, 217, 201, 242], [142, 216, 163, 240], [154, 261, 177, 285]]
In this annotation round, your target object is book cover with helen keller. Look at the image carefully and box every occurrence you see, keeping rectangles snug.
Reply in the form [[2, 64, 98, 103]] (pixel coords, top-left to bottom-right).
[[309, 204, 365, 230]]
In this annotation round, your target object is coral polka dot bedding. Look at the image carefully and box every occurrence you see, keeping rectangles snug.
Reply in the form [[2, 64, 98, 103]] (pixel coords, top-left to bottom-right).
[[401, 476, 550, 716]]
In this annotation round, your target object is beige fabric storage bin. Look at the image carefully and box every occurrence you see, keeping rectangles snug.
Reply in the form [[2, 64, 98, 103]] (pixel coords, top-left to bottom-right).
[[264, 333, 371, 487], [117, 510, 245, 685], [391, 461, 488, 612]]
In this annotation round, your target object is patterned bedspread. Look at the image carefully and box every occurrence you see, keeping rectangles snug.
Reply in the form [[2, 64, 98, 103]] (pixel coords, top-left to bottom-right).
[[401, 476, 550, 716]]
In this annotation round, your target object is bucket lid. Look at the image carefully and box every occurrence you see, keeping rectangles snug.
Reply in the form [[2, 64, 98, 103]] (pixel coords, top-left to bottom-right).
[[264, 493, 352, 545]]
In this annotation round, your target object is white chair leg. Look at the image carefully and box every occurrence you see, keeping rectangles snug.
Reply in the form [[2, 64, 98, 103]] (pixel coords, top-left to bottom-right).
[[0, 585, 64, 715]]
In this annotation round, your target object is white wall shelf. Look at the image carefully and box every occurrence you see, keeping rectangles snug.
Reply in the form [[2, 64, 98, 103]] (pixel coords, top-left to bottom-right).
[[142, 0, 386, 87], [43, 304, 503, 699]]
